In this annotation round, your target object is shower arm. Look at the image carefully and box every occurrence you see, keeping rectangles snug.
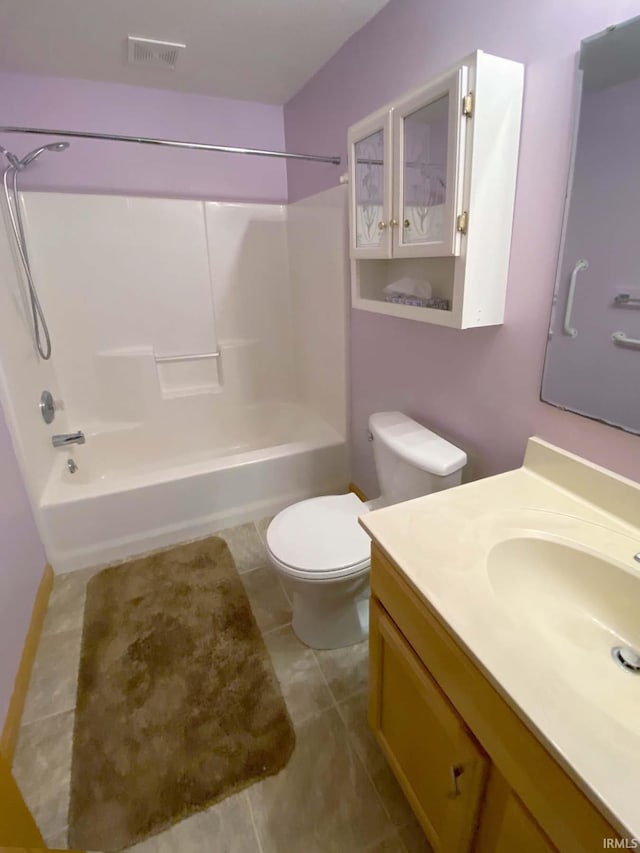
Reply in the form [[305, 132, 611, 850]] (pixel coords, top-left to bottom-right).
[[0, 126, 341, 166]]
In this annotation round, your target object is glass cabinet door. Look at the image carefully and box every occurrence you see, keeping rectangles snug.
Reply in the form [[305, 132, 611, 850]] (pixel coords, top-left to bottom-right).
[[392, 67, 468, 257], [348, 108, 393, 258]]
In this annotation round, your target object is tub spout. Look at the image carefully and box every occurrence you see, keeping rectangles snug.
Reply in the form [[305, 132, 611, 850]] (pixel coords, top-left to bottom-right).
[[52, 430, 85, 448]]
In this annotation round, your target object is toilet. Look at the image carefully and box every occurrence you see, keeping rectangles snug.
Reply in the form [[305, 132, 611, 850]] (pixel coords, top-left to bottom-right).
[[265, 412, 467, 649]]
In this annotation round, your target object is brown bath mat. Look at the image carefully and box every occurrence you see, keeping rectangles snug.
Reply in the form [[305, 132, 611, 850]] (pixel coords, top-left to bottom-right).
[[68, 536, 295, 851]]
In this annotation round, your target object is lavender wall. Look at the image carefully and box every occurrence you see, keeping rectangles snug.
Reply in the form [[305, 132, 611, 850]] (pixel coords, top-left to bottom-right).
[[0, 403, 46, 729], [284, 0, 640, 495], [543, 77, 640, 431], [0, 73, 287, 202]]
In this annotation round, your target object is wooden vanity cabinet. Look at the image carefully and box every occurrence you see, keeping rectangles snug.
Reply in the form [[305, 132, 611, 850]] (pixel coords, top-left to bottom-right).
[[370, 601, 488, 851], [473, 769, 556, 853], [368, 543, 622, 853]]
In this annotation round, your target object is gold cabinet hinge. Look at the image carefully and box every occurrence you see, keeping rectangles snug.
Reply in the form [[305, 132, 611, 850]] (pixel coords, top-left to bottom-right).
[[462, 92, 473, 118], [456, 211, 469, 234]]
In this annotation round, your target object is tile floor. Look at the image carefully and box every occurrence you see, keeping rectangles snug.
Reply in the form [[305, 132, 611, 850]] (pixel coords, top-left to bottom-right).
[[13, 520, 432, 853]]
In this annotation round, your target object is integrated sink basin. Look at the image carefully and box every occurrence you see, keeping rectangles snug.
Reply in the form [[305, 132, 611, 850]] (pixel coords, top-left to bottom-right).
[[487, 534, 640, 725], [488, 536, 640, 654]]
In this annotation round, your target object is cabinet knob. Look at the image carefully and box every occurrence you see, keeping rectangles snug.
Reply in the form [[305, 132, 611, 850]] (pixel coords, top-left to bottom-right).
[[449, 764, 464, 798], [404, 219, 411, 228], [377, 221, 387, 230], [389, 218, 399, 227]]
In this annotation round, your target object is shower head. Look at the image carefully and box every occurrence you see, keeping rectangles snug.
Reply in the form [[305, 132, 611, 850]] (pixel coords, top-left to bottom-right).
[[19, 141, 70, 168]]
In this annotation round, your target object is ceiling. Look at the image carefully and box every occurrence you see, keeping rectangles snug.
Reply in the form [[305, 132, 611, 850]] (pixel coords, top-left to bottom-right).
[[0, 0, 390, 104]]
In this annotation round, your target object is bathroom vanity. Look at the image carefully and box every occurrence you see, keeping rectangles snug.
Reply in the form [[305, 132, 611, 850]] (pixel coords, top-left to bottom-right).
[[362, 439, 640, 852]]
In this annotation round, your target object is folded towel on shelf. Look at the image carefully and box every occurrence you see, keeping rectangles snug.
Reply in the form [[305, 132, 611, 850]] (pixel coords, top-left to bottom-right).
[[383, 277, 432, 300], [384, 293, 450, 311]]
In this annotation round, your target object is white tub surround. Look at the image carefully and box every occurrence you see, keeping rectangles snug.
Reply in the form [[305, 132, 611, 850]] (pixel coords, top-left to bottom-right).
[[288, 186, 350, 436], [21, 195, 287, 418], [19, 190, 348, 429], [0, 189, 350, 572]]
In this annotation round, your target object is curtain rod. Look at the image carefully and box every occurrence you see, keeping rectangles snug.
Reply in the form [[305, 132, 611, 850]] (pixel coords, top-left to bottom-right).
[[0, 125, 341, 165]]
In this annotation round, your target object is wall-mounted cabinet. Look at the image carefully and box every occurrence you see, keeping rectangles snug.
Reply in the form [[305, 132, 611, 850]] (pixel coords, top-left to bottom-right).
[[348, 51, 524, 328]]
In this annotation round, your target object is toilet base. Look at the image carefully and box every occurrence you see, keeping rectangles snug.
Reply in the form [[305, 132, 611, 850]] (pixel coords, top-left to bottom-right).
[[286, 573, 370, 650]]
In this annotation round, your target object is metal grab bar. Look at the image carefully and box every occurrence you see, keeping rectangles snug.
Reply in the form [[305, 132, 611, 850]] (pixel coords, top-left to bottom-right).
[[614, 293, 640, 306], [563, 259, 589, 337], [154, 351, 220, 363], [611, 331, 640, 349]]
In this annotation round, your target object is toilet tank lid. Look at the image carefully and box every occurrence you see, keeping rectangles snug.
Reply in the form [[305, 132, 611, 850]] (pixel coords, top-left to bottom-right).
[[369, 412, 467, 477]]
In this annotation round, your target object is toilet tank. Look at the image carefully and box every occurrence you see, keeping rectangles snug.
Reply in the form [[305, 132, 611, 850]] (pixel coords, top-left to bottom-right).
[[369, 412, 467, 507]]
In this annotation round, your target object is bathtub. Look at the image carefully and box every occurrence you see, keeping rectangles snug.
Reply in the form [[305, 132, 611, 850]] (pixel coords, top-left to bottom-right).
[[39, 402, 349, 572]]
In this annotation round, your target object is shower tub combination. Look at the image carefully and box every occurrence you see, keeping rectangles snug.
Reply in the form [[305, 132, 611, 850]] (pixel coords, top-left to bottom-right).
[[39, 401, 348, 573], [0, 136, 349, 574]]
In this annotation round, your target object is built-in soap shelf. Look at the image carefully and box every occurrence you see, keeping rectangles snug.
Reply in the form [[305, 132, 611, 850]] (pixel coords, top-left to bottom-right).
[[93, 337, 283, 420], [94, 347, 221, 421], [152, 348, 221, 398], [156, 357, 221, 399]]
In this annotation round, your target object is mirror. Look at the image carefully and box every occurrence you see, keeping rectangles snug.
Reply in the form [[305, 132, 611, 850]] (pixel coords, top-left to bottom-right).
[[541, 15, 640, 435]]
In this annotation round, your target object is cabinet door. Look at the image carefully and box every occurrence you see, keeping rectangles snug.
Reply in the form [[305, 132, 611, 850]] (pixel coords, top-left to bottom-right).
[[369, 601, 488, 852], [392, 66, 468, 257], [348, 107, 393, 258], [474, 768, 557, 853]]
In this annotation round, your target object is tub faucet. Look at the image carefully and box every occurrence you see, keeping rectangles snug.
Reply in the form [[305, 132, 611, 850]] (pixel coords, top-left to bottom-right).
[[52, 430, 85, 448]]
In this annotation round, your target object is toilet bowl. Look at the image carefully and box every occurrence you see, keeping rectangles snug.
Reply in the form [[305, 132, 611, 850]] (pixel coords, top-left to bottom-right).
[[266, 412, 467, 649], [266, 492, 371, 649]]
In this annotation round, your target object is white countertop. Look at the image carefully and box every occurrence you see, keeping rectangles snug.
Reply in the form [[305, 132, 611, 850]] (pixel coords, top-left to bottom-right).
[[359, 438, 640, 840]]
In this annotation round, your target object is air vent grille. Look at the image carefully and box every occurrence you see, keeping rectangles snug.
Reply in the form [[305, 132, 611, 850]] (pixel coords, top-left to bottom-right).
[[127, 36, 185, 70]]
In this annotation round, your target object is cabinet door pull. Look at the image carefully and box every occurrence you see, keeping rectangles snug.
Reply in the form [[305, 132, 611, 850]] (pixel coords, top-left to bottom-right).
[[449, 764, 464, 798], [377, 221, 388, 230]]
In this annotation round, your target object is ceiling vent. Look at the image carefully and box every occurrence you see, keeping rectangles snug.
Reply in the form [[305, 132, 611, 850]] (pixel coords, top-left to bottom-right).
[[127, 36, 185, 70]]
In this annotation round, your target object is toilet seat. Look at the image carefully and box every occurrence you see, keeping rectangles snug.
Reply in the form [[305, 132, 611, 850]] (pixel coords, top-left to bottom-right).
[[266, 493, 371, 581]]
